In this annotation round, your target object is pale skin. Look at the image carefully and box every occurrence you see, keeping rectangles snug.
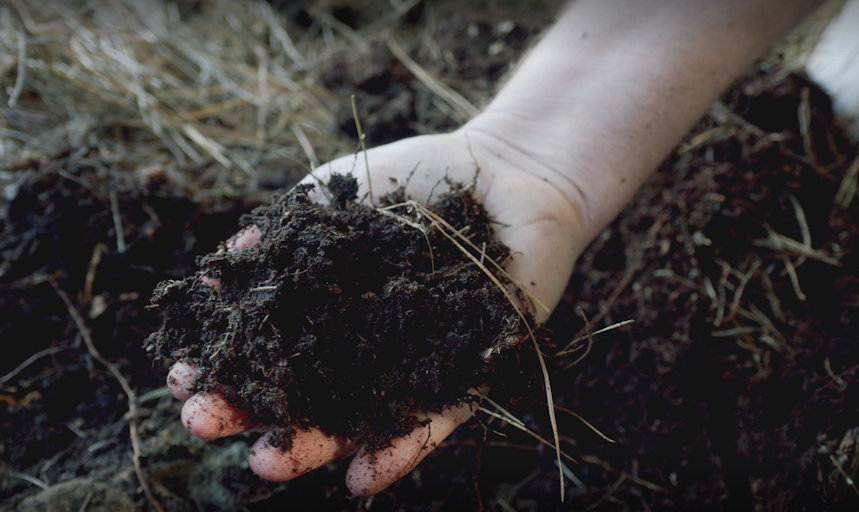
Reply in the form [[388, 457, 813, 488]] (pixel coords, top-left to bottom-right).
[[166, 0, 824, 497]]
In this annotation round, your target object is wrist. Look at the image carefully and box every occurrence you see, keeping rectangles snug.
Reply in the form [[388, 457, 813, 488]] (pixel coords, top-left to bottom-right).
[[463, 104, 631, 249], [458, 118, 597, 242], [464, 0, 824, 246]]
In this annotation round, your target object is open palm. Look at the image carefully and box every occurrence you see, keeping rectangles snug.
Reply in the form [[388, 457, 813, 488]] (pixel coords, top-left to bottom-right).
[[167, 127, 586, 496]]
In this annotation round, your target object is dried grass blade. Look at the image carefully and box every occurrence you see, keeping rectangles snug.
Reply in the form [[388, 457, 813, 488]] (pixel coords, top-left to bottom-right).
[[755, 230, 841, 266], [181, 124, 232, 168], [351, 94, 374, 205], [552, 403, 615, 443], [557, 319, 634, 355], [363, 0, 424, 31], [417, 206, 565, 501], [835, 155, 859, 208], [476, 406, 576, 465], [416, 205, 550, 314], [307, 6, 369, 51], [7, 31, 27, 108], [564, 308, 594, 370], [49, 279, 165, 512], [292, 124, 320, 169], [384, 33, 479, 121], [725, 259, 761, 322]]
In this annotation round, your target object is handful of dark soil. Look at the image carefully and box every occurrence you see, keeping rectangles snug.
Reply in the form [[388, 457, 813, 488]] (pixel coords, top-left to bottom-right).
[[145, 175, 533, 449]]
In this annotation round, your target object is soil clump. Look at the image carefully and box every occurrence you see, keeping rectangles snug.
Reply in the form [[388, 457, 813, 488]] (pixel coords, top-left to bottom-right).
[[4, 0, 859, 508], [145, 176, 534, 450]]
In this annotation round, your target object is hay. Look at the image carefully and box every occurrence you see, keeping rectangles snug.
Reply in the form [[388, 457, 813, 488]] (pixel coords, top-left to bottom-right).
[[0, 0, 351, 191]]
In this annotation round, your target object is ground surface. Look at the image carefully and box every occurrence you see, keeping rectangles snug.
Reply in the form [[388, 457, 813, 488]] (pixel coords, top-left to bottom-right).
[[2, 1, 859, 511]]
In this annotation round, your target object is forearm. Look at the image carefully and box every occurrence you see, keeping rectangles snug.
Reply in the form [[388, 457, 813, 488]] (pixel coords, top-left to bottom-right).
[[464, 0, 823, 243]]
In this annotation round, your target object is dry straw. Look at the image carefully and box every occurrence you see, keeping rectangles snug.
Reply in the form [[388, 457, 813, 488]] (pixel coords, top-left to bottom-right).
[[0, 0, 348, 188]]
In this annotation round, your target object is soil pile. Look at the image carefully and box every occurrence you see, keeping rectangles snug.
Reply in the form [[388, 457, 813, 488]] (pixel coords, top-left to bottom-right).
[[145, 176, 533, 449]]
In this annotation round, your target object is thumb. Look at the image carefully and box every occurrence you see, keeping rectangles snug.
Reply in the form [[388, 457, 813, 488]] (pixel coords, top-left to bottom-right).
[[345, 390, 480, 497]]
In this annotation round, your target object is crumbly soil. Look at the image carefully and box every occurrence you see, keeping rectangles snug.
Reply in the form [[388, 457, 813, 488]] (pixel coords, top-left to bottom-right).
[[3, 1, 859, 510], [145, 176, 533, 450]]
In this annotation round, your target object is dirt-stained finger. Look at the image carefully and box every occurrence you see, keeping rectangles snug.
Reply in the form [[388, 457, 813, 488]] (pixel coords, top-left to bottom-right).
[[248, 428, 354, 482], [345, 394, 478, 497], [201, 225, 263, 291], [167, 361, 197, 401], [180, 392, 257, 439], [225, 225, 262, 251]]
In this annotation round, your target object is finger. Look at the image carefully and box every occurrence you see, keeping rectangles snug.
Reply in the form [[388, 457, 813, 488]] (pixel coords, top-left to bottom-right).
[[298, 135, 461, 205], [201, 225, 264, 291], [200, 276, 220, 290], [248, 428, 354, 482], [181, 392, 257, 439], [225, 224, 262, 250], [346, 396, 477, 497], [167, 361, 197, 401]]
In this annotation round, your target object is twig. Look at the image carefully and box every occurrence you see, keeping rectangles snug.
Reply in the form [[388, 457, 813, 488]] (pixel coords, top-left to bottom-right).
[[351, 94, 374, 206], [0, 346, 73, 388], [49, 278, 165, 512]]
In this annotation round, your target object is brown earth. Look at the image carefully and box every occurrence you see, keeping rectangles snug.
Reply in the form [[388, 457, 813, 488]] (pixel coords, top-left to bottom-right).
[[2, 1, 859, 511]]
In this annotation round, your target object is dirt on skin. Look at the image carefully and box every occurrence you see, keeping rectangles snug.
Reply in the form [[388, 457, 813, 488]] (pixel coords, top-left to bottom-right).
[[144, 175, 539, 451], [4, 1, 859, 508]]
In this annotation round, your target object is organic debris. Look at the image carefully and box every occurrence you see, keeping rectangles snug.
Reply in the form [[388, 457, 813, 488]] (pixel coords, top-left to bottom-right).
[[145, 175, 537, 450]]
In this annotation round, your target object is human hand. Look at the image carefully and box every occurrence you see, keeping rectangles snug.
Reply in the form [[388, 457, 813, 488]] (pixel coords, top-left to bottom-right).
[[167, 127, 589, 496]]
